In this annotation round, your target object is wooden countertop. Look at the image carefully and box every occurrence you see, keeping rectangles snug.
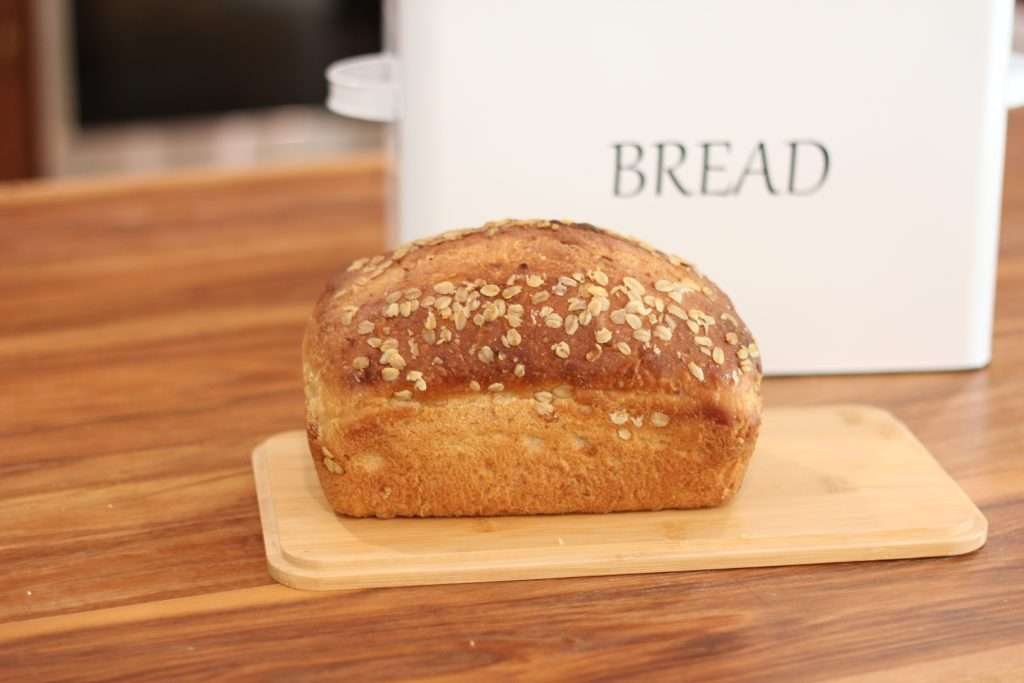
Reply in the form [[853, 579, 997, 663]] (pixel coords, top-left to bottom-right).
[[1, 115, 1022, 681]]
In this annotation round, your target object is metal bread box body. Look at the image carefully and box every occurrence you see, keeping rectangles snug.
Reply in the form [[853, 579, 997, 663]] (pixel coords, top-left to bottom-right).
[[328, 0, 1022, 375]]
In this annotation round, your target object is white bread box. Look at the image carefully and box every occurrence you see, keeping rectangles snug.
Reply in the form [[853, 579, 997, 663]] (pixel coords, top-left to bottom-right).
[[326, 0, 1024, 375]]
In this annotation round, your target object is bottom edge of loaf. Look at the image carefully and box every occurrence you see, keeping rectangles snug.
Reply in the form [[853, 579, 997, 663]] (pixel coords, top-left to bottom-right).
[[307, 429, 755, 519]]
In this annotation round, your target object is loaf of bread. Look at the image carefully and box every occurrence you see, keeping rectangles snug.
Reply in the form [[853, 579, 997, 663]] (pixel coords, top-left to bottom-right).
[[303, 219, 762, 518]]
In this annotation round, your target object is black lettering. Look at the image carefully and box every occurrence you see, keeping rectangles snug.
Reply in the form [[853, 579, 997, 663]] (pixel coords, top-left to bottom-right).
[[701, 141, 732, 196], [788, 140, 830, 195], [733, 142, 777, 195], [612, 143, 645, 197], [655, 142, 689, 195]]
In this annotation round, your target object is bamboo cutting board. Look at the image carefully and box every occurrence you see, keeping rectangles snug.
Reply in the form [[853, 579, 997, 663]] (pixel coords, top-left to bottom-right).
[[252, 405, 986, 591]]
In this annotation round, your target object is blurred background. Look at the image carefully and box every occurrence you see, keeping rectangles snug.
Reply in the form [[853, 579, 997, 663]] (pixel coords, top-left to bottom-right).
[[4, 1, 1024, 183], [0, 0, 383, 181]]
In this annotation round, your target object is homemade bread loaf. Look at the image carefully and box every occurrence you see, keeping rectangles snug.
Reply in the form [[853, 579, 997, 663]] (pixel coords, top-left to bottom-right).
[[303, 219, 762, 518]]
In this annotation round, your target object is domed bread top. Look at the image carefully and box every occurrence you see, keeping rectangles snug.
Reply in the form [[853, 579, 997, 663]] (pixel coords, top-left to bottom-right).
[[304, 219, 761, 410]]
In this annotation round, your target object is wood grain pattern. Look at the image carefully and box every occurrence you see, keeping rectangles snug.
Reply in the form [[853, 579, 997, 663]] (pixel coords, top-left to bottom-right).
[[254, 407, 985, 591], [0, 104, 1022, 679]]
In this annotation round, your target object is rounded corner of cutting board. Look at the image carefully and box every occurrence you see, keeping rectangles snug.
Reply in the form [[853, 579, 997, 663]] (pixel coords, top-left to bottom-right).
[[944, 508, 989, 556], [265, 555, 338, 592]]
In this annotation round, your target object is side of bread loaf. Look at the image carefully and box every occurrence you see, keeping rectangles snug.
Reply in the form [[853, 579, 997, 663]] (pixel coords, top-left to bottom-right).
[[303, 220, 762, 517]]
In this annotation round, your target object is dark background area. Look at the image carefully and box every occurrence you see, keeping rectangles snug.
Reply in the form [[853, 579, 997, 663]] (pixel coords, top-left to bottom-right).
[[73, 0, 381, 126]]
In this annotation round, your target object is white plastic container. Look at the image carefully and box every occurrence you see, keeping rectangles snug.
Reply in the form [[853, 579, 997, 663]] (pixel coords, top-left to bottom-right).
[[327, 0, 1024, 375]]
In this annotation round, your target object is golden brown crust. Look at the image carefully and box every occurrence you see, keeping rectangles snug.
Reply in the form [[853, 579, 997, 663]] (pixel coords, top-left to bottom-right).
[[303, 219, 762, 517]]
